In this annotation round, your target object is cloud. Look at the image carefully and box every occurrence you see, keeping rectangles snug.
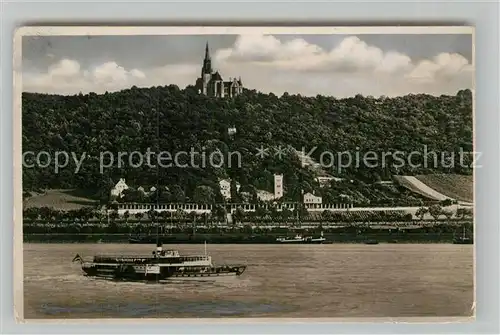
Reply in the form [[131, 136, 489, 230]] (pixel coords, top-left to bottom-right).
[[216, 35, 414, 74], [213, 35, 472, 97], [23, 59, 197, 95], [22, 34, 473, 97], [407, 52, 473, 82]]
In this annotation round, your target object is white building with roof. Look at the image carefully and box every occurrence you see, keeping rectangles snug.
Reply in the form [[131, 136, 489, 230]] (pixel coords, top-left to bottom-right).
[[219, 178, 240, 200], [303, 192, 322, 204], [315, 175, 344, 187], [256, 190, 276, 202], [110, 178, 129, 198]]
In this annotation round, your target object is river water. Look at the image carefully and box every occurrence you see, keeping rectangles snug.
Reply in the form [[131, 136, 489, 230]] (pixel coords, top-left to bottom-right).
[[23, 243, 473, 319]]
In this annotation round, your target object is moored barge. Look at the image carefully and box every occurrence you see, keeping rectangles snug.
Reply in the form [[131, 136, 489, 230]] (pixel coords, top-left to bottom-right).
[[276, 231, 326, 244]]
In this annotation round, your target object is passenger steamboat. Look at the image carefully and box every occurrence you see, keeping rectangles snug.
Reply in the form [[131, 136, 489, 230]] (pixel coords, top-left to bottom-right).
[[72, 242, 246, 282]]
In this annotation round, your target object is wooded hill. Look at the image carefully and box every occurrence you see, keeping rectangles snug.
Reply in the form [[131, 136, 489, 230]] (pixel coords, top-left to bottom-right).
[[22, 86, 473, 206]]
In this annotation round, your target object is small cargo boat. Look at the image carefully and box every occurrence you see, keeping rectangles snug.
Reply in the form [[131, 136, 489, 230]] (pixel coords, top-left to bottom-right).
[[276, 231, 326, 244], [453, 226, 473, 244], [72, 242, 246, 282]]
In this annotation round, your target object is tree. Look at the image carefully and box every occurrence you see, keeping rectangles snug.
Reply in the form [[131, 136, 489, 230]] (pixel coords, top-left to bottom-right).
[[122, 188, 145, 203], [240, 184, 257, 202], [157, 187, 172, 202], [212, 204, 226, 222], [200, 212, 209, 226], [321, 210, 332, 224], [269, 205, 280, 224], [403, 213, 413, 222], [193, 185, 215, 204], [22, 88, 472, 208], [442, 209, 454, 220], [38, 206, 54, 222], [24, 207, 40, 221], [123, 210, 130, 223], [254, 205, 268, 223], [106, 214, 119, 233], [281, 208, 292, 224], [298, 204, 309, 222], [230, 180, 240, 203], [440, 199, 453, 207], [188, 211, 197, 223], [97, 177, 115, 205], [233, 207, 246, 225], [158, 210, 169, 223], [240, 191, 252, 203], [170, 185, 185, 203], [22, 192, 32, 209], [96, 211, 106, 225], [456, 207, 473, 219], [78, 207, 94, 224], [108, 201, 119, 210], [463, 207, 473, 218], [415, 207, 428, 220], [428, 204, 443, 221], [109, 210, 119, 222], [175, 209, 186, 227], [147, 209, 158, 222]]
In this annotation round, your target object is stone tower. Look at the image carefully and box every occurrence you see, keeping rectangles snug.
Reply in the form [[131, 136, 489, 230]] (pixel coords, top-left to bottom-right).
[[274, 174, 283, 199]]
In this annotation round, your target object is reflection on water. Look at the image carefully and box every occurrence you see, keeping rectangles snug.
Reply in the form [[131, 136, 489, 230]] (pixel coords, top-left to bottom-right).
[[23, 243, 474, 319]]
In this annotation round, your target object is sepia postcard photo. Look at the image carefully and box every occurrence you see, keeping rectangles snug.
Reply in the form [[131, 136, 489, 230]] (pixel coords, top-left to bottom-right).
[[14, 26, 475, 322]]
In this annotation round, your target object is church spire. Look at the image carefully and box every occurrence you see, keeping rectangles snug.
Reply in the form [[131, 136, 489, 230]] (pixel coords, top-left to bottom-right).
[[201, 41, 212, 75], [205, 42, 211, 60]]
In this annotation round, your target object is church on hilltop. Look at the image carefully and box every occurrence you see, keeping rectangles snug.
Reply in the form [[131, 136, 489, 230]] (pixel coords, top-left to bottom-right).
[[195, 42, 243, 98]]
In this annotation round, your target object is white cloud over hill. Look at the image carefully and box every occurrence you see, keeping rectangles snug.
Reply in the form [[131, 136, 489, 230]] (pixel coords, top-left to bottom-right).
[[23, 34, 473, 97]]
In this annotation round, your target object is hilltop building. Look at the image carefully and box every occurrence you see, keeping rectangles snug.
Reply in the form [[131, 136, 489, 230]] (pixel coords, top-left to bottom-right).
[[315, 175, 344, 187], [303, 192, 322, 205], [219, 178, 241, 200], [227, 126, 237, 136], [195, 42, 243, 98], [110, 178, 129, 198], [137, 186, 156, 195], [256, 190, 275, 202], [256, 174, 284, 202]]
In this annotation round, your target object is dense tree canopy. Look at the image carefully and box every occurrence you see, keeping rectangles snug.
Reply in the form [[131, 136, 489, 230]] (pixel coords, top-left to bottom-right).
[[22, 86, 473, 204]]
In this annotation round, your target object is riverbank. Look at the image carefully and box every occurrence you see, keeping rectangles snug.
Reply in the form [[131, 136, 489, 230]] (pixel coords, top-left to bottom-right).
[[23, 231, 472, 244]]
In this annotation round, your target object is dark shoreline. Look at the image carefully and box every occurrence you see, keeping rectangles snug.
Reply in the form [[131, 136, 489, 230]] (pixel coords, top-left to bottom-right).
[[23, 232, 473, 244]]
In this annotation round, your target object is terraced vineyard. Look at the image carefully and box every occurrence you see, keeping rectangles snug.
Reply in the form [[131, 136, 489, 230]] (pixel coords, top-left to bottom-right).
[[393, 175, 448, 201], [24, 189, 98, 210], [415, 174, 473, 203]]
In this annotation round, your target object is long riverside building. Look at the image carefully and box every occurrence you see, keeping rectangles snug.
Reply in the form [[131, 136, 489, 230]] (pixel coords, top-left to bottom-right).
[[114, 202, 355, 215]]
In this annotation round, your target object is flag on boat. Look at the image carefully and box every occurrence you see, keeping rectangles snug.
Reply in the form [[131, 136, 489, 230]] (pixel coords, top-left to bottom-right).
[[72, 254, 83, 263]]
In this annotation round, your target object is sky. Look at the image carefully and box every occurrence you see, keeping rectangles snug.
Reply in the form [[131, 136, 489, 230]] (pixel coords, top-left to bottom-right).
[[22, 33, 473, 98]]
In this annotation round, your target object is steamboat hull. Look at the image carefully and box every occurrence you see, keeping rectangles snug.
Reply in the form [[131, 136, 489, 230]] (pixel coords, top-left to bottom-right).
[[81, 263, 246, 282]]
